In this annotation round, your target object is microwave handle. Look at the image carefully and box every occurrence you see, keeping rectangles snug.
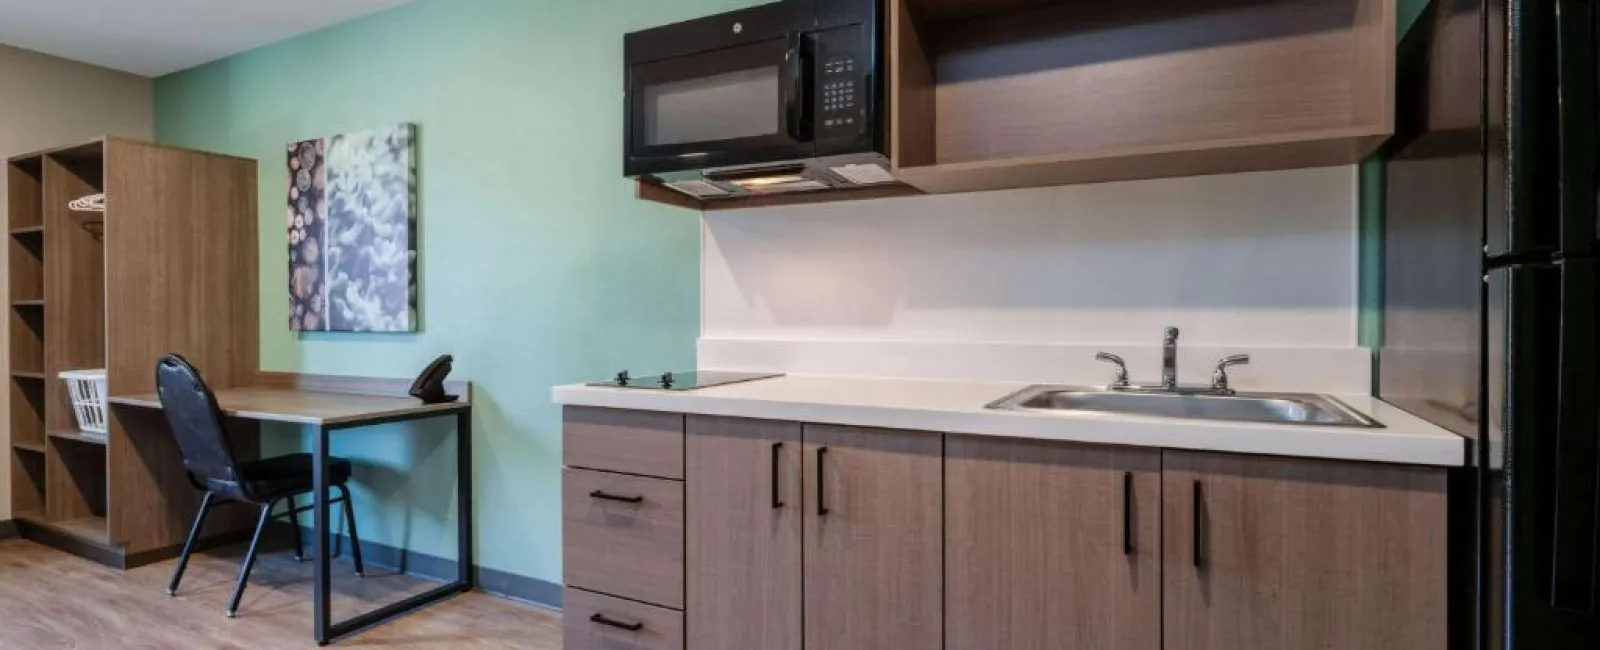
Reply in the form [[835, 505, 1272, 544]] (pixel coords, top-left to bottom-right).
[[785, 32, 812, 142]]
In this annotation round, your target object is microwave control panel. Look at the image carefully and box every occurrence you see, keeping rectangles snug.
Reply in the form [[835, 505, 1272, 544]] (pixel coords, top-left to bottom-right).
[[813, 24, 873, 150]]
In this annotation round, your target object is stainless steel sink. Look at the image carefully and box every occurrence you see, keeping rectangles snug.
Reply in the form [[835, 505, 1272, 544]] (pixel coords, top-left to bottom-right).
[[987, 386, 1381, 427]]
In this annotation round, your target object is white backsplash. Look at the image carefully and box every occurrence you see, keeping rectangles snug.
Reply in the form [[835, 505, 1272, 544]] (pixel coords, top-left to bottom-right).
[[701, 165, 1367, 392]]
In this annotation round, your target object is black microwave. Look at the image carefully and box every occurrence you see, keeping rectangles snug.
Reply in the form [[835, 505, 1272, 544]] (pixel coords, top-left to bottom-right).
[[623, 0, 892, 200]]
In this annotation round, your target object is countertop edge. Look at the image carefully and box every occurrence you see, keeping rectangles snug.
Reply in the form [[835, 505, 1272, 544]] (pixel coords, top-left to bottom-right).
[[551, 380, 1466, 468]]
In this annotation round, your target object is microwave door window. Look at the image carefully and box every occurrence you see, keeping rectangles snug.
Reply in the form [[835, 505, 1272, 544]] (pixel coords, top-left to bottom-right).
[[645, 66, 781, 146]]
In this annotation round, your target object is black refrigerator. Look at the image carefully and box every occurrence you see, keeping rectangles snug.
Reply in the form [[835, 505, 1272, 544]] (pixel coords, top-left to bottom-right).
[[1382, 0, 1600, 648]]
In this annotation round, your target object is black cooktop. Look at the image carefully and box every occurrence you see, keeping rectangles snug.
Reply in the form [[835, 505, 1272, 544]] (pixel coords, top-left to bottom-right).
[[588, 370, 783, 391]]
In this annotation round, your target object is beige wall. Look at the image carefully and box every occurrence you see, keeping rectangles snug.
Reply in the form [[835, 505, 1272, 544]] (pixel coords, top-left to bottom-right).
[[1, 44, 152, 520]]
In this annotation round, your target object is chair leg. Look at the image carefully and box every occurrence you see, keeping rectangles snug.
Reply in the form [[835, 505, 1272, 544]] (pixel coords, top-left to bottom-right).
[[226, 503, 274, 619], [339, 484, 365, 578], [166, 491, 215, 597], [286, 495, 305, 562]]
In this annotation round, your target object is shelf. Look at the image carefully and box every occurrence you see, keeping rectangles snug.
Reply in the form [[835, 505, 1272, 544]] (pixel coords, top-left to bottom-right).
[[11, 371, 46, 380], [895, 127, 1391, 194], [11, 299, 43, 307], [888, 0, 1395, 194], [11, 439, 46, 454], [48, 429, 107, 446], [9, 225, 42, 236], [18, 514, 112, 548]]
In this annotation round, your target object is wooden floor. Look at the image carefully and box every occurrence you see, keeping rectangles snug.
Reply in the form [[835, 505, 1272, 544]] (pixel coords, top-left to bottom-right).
[[0, 538, 563, 649]]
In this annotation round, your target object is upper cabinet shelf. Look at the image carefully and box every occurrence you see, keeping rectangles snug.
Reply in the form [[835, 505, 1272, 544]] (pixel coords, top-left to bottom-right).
[[889, 0, 1395, 194]]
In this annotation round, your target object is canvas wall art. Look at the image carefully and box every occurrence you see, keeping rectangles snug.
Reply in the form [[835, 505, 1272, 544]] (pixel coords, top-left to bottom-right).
[[288, 123, 418, 332]]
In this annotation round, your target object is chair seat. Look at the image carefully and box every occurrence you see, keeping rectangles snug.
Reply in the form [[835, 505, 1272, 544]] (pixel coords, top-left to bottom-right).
[[207, 453, 354, 502]]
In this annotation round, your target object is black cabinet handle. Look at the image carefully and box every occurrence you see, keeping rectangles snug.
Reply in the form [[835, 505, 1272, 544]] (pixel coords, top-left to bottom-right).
[[589, 490, 644, 504], [816, 447, 829, 516], [771, 442, 784, 509], [1123, 471, 1134, 556], [589, 613, 643, 632], [1192, 480, 1205, 568]]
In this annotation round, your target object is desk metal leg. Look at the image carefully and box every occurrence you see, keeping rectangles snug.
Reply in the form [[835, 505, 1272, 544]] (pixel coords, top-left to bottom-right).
[[313, 424, 332, 646], [457, 407, 474, 587], [312, 408, 474, 645]]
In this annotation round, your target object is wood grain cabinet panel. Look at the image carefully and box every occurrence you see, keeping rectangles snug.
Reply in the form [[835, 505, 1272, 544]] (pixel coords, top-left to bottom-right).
[[685, 416, 803, 650], [564, 587, 685, 650], [801, 424, 943, 650], [945, 435, 1161, 650], [564, 407, 685, 480], [562, 469, 685, 609], [1162, 450, 1449, 650]]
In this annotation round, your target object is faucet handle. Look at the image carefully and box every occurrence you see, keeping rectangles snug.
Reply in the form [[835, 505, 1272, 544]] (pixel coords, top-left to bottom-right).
[[1164, 327, 1180, 343], [1095, 352, 1131, 389], [1210, 354, 1251, 394]]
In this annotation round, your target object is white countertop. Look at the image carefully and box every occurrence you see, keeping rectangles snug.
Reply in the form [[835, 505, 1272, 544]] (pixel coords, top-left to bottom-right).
[[551, 374, 1467, 467]]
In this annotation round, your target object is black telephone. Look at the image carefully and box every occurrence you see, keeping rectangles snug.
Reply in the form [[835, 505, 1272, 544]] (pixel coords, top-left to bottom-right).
[[409, 354, 459, 404]]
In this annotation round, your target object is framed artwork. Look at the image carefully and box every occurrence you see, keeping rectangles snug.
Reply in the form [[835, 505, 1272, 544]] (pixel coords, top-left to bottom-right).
[[288, 123, 418, 332]]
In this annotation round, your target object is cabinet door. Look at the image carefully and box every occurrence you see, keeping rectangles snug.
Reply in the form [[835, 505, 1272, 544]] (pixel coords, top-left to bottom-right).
[[802, 424, 942, 650], [685, 416, 803, 650], [945, 436, 1160, 650], [1162, 450, 1448, 650]]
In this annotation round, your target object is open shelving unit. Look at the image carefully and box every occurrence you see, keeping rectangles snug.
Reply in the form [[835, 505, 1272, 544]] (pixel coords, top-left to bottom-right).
[[887, 0, 1395, 193], [6, 137, 261, 567], [7, 142, 111, 551]]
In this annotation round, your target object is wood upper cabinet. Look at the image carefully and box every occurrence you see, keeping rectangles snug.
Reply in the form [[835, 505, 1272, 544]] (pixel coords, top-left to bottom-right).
[[1162, 450, 1449, 650], [945, 435, 1161, 650], [685, 416, 803, 650], [802, 424, 943, 650]]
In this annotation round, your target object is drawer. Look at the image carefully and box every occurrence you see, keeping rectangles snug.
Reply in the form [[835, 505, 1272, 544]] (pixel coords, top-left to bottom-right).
[[565, 407, 684, 479], [564, 587, 684, 650], [563, 468, 685, 608]]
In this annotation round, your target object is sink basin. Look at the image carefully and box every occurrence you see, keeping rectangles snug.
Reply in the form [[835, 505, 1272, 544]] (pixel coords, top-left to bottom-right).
[[988, 386, 1381, 428]]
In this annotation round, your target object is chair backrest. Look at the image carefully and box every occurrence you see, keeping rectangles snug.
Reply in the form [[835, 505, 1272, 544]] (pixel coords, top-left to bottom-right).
[[155, 354, 239, 486]]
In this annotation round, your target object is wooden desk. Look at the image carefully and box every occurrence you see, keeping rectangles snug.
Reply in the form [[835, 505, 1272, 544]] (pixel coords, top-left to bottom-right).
[[111, 387, 472, 426], [110, 372, 474, 646]]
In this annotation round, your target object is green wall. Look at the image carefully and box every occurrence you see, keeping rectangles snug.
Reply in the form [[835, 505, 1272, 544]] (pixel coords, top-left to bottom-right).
[[154, 0, 763, 585]]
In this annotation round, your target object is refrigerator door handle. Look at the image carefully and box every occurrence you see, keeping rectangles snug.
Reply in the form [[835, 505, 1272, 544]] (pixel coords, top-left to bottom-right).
[[1551, 259, 1600, 613]]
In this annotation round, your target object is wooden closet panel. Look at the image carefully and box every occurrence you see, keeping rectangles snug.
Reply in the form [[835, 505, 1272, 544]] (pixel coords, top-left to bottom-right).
[[102, 139, 259, 553]]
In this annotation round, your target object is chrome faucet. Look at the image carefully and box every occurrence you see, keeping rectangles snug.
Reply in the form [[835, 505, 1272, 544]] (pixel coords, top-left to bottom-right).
[[1094, 352, 1130, 389], [1161, 327, 1180, 391], [1210, 354, 1251, 395]]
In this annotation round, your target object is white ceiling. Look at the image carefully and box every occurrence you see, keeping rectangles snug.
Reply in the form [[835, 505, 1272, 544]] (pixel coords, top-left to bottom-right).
[[0, 0, 418, 77]]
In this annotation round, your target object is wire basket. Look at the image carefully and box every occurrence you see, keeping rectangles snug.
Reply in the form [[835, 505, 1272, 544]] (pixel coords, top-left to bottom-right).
[[60, 369, 108, 436]]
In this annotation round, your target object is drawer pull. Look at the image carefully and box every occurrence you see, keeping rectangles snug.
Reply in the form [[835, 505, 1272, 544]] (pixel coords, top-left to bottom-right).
[[1192, 480, 1205, 568], [589, 490, 645, 504], [771, 442, 785, 509], [590, 612, 644, 631]]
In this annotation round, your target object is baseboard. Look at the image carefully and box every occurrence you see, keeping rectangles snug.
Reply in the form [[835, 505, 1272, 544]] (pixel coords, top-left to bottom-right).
[[14, 518, 258, 570], [0, 519, 17, 540], [14, 518, 126, 569], [277, 523, 562, 610]]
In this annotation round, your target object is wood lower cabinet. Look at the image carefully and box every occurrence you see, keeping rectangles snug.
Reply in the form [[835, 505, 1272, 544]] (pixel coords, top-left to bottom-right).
[[945, 435, 1162, 650], [801, 424, 944, 650], [1161, 450, 1449, 650], [685, 416, 803, 650], [567, 407, 1450, 650]]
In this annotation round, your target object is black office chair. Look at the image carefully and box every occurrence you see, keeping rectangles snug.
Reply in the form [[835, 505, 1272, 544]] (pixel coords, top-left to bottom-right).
[[157, 353, 365, 619]]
